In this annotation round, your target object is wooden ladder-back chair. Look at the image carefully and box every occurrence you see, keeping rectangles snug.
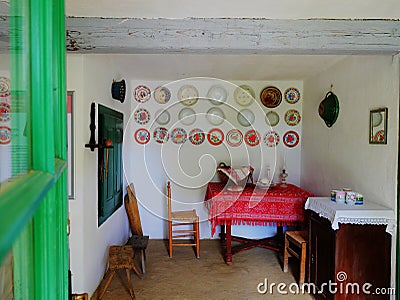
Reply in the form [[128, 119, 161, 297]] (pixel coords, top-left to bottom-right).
[[125, 183, 149, 274], [167, 181, 200, 258]]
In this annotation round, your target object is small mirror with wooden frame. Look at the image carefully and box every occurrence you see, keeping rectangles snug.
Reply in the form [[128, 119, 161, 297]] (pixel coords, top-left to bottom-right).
[[369, 107, 388, 144]]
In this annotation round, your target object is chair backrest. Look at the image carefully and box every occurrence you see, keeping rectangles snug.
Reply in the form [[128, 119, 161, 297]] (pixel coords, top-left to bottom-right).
[[125, 183, 143, 236], [167, 181, 172, 220]]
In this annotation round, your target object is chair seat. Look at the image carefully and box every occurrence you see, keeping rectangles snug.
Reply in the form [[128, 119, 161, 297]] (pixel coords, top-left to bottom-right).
[[171, 209, 198, 222]]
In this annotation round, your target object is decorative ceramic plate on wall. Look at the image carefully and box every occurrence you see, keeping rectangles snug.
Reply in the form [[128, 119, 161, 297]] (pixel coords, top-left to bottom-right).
[[226, 129, 243, 147], [153, 86, 171, 104], [171, 128, 187, 144], [264, 131, 280, 147], [178, 107, 196, 125], [0, 126, 11, 144], [265, 111, 279, 127], [234, 85, 255, 106], [283, 130, 300, 148], [134, 108, 151, 125], [284, 87, 301, 104], [189, 128, 205, 145], [0, 101, 11, 122], [153, 127, 169, 143], [178, 85, 199, 106], [244, 129, 261, 147], [134, 85, 151, 103], [206, 107, 225, 125], [260, 86, 282, 108], [373, 130, 385, 143], [207, 128, 224, 146], [134, 128, 150, 145], [0, 77, 10, 97], [284, 109, 301, 126], [155, 109, 170, 125], [237, 109, 255, 127], [207, 85, 228, 105]]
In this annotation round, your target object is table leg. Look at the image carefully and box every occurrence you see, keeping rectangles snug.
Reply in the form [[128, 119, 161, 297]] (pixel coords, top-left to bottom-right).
[[225, 222, 232, 264]]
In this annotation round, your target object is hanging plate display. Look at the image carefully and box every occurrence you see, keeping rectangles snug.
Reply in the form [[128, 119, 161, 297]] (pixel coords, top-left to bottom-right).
[[178, 107, 196, 125], [134, 85, 151, 103], [207, 128, 224, 146], [155, 109, 170, 125], [134, 108, 151, 125], [284, 87, 301, 104], [283, 130, 300, 148], [153, 127, 169, 144], [263, 131, 280, 148], [206, 107, 225, 125], [207, 85, 228, 106], [189, 128, 205, 145], [0, 101, 11, 122], [260, 86, 282, 108], [0, 126, 11, 144], [284, 109, 301, 126], [374, 130, 385, 143], [0, 77, 10, 97], [134, 128, 150, 145], [178, 85, 199, 106], [226, 129, 243, 147], [154, 86, 171, 104], [234, 85, 255, 106], [265, 111, 279, 127], [171, 128, 187, 145], [237, 109, 255, 127], [244, 129, 261, 147]]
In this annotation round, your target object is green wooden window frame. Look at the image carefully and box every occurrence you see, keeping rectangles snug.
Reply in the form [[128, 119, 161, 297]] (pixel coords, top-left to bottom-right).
[[98, 104, 123, 226], [0, 0, 68, 299]]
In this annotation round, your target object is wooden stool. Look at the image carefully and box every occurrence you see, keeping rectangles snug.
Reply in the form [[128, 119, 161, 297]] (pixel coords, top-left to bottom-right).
[[98, 245, 141, 300], [283, 230, 308, 286]]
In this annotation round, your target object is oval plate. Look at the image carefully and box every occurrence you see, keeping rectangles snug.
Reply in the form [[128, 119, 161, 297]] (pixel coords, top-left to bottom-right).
[[207, 128, 224, 146], [260, 86, 282, 108], [283, 130, 300, 148]]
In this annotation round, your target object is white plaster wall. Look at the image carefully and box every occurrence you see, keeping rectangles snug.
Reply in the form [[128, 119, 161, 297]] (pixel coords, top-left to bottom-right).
[[124, 78, 303, 240], [301, 55, 399, 288], [66, 0, 400, 19], [67, 54, 132, 296]]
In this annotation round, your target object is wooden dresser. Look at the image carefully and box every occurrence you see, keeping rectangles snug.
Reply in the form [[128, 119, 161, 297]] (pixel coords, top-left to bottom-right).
[[306, 197, 395, 300]]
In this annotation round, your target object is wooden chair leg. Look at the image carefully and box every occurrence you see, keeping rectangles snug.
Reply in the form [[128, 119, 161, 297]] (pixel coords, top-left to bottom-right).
[[283, 235, 289, 272], [168, 220, 173, 258], [98, 269, 116, 300], [125, 269, 135, 299], [195, 219, 200, 258], [299, 243, 307, 286]]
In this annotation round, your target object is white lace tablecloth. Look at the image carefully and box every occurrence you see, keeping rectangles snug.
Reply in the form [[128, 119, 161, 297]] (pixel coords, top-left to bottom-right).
[[305, 197, 396, 235]]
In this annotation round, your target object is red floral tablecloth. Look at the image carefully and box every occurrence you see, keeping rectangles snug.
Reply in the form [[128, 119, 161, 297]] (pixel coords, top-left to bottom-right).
[[204, 182, 313, 236]]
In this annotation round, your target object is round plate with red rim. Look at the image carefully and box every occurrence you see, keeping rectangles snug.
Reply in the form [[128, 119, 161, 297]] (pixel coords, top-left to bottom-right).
[[153, 127, 169, 144], [134, 108, 151, 125], [284, 109, 301, 126], [134, 128, 150, 144], [207, 128, 224, 146], [171, 127, 187, 144], [0, 126, 11, 144], [0, 101, 11, 122], [263, 131, 280, 147], [283, 130, 300, 148], [134, 85, 151, 103], [226, 129, 243, 147], [373, 130, 385, 143], [284, 87, 301, 104], [189, 128, 205, 145], [244, 129, 261, 147]]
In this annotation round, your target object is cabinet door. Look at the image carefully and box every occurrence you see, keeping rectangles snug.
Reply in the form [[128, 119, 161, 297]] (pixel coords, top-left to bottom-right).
[[309, 212, 336, 299]]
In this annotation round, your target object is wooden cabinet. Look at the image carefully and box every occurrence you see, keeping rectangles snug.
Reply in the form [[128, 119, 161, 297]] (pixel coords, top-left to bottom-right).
[[308, 211, 391, 299]]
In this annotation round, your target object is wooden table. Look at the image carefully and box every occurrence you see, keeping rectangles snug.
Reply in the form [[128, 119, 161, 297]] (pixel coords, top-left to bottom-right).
[[204, 182, 312, 263]]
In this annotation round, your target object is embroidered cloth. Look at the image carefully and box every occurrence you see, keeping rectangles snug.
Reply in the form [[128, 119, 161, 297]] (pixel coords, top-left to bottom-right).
[[305, 197, 396, 235], [204, 182, 313, 236]]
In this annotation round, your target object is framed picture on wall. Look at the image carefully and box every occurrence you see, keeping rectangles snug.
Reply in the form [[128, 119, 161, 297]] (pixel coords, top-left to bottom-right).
[[67, 91, 75, 199]]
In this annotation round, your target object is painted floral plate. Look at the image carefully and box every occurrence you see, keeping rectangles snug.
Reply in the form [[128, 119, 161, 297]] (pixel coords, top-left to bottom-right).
[[283, 130, 300, 148], [284, 87, 301, 104], [171, 127, 187, 144], [134, 108, 151, 125], [226, 129, 243, 147], [244, 129, 261, 147], [264, 131, 280, 147], [189, 128, 205, 145], [284, 109, 301, 126], [134, 128, 150, 145], [207, 128, 224, 146], [153, 127, 169, 143], [134, 85, 151, 103]]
